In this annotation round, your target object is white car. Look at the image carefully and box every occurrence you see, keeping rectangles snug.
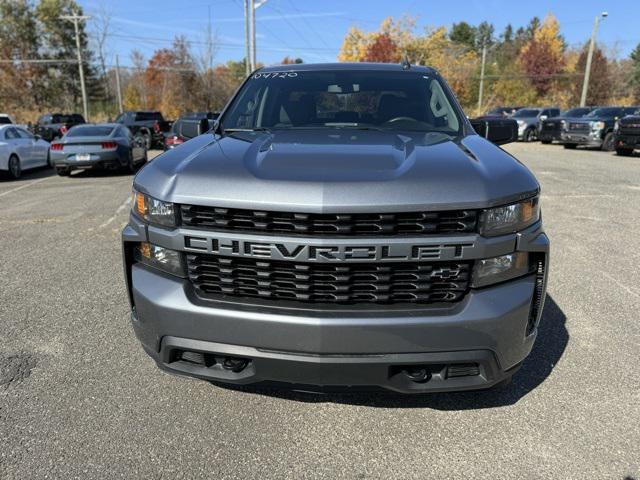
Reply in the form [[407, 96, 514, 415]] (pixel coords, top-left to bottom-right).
[[0, 125, 51, 179]]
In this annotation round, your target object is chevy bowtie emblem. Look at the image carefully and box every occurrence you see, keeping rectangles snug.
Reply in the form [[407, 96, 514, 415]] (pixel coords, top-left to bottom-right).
[[431, 267, 461, 280]]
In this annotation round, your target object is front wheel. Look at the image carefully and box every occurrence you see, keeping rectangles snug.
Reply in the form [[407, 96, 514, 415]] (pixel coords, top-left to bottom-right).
[[540, 139, 552, 144], [7, 155, 21, 179], [601, 132, 616, 151], [563, 143, 577, 149], [615, 147, 634, 156], [56, 167, 70, 176], [523, 128, 536, 142]]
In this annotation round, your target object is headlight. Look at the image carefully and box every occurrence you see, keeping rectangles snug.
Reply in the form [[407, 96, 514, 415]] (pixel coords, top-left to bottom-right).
[[517, 120, 525, 127], [473, 252, 530, 287], [614, 121, 619, 132], [134, 242, 185, 276], [479, 197, 540, 237], [590, 121, 605, 131], [133, 189, 176, 227]]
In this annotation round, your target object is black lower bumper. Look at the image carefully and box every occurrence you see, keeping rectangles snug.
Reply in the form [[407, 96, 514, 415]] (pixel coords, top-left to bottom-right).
[[147, 334, 518, 394], [615, 134, 639, 149], [538, 131, 560, 142]]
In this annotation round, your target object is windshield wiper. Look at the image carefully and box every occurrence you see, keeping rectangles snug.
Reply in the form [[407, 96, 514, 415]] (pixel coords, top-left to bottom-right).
[[222, 127, 271, 134]]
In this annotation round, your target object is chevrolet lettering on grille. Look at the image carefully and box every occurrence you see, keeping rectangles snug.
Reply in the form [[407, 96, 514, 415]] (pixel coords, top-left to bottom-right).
[[183, 235, 475, 263]]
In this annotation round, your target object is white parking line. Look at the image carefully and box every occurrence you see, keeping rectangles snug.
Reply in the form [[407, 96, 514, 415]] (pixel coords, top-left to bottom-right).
[[0, 177, 53, 198], [99, 196, 132, 229]]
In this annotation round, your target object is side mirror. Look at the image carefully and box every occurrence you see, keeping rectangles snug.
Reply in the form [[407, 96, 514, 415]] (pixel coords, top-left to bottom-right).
[[470, 118, 518, 145], [180, 118, 211, 139], [34, 134, 41, 140]]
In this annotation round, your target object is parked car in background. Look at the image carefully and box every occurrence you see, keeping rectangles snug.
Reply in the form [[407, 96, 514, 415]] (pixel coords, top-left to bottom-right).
[[0, 113, 15, 125], [538, 107, 594, 144], [513, 107, 560, 142], [483, 106, 523, 118], [613, 110, 640, 156], [0, 125, 51, 179], [163, 112, 219, 150], [50, 123, 147, 176], [561, 106, 639, 151], [114, 111, 172, 150], [34, 113, 85, 142]]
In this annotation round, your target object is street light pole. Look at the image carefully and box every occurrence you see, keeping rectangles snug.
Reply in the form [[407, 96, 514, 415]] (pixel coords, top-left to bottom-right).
[[60, 12, 91, 121], [580, 12, 608, 107], [251, 0, 268, 71], [244, 0, 251, 75]]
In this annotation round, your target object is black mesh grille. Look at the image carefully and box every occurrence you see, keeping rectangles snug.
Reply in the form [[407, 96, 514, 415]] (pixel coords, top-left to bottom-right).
[[180, 205, 478, 236], [541, 121, 560, 132], [187, 253, 471, 305]]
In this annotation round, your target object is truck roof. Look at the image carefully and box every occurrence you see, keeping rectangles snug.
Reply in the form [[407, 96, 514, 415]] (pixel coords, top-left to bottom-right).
[[258, 62, 438, 75]]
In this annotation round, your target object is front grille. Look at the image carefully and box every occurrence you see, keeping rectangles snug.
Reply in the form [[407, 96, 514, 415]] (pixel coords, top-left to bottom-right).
[[187, 253, 471, 305], [568, 122, 588, 132], [619, 125, 640, 135], [180, 205, 477, 236], [541, 121, 559, 132]]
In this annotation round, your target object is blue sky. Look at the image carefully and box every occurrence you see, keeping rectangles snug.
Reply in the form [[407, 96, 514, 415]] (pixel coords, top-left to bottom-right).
[[77, 0, 640, 68]]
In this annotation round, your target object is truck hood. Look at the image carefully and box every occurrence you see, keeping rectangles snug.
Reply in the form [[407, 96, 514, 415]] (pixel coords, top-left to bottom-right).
[[135, 130, 539, 212]]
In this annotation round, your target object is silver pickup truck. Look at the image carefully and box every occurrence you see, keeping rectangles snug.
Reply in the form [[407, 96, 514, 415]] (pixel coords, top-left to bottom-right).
[[122, 62, 549, 394]]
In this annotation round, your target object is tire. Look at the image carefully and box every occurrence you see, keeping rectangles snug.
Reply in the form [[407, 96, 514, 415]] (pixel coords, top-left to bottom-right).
[[540, 139, 552, 144], [601, 132, 615, 151], [7, 155, 21, 179], [523, 128, 536, 142], [47, 150, 53, 168], [56, 167, 70, 176], [126, 150, 137, 174], [563, 143, 577, 149], [615, 147, 634, 156]]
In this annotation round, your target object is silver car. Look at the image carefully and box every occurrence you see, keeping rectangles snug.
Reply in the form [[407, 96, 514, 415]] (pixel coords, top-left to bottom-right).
[[50, 123, 147, 176], [0, 125, 51, 179]]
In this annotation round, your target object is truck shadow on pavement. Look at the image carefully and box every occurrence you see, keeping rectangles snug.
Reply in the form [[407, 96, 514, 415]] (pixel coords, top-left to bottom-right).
[[216, 295, 568, 410]]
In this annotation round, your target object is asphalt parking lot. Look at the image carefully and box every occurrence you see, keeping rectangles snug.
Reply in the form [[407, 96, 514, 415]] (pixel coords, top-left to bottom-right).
[[1, 143, 639, 479]]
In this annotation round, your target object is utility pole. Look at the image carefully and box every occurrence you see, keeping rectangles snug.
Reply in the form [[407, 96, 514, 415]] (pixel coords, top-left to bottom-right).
[[244, 0, 251, 75], [580, 12, 608, 107], [115, 54, 123, 114], [60, 12, 91, 121], [477, 43, 487, 112]]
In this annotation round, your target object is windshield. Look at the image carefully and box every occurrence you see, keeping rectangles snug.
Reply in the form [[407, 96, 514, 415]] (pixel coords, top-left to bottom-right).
[[66, 126, 114, 137], [512, 109, 540, 118], [136, 112, 163, 121], [585, 108, 620, 117], [562, 108, 589, 117], [221, 70, 462, 135]]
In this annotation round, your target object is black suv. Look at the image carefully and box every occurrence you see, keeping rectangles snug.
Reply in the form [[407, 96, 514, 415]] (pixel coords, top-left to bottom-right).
[[34, 113, 85, 142], [561, 106, 639, 151], [613, 111, 640, 156], [114, 111, 173, 149], [538, 107, 593, 144]]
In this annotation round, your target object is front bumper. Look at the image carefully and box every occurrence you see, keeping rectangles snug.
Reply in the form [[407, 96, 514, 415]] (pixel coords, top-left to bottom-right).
[[560, 131, 603, 147], [615, 133, 640, 149], [123, 220, 549, 394]]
